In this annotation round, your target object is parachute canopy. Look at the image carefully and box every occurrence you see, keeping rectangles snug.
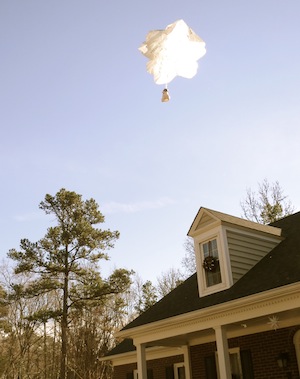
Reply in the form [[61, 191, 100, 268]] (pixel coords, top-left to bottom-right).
[[139, 19, 206, 85]]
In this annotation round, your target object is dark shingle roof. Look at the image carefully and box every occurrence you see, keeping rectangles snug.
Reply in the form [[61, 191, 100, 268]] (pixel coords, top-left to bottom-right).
[[107, 338, 136, 356], [108, 211, 300, 356]]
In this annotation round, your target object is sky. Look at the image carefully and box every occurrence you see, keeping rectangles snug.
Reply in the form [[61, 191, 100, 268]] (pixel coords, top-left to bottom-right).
[[1, 0, 300, 284]]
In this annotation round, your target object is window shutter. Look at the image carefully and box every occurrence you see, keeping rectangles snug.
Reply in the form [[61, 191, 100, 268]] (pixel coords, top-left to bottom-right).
[[204, 355, 218, 379], [126, 372, 134, 379], [166, 366, 174, 379], [240, 350, 254, 379]]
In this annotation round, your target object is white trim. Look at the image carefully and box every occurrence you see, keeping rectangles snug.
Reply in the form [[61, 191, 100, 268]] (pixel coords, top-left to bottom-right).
[[194, 226, 232, 297], [174, 362, 185, 379], [102, 345, 184, 366]]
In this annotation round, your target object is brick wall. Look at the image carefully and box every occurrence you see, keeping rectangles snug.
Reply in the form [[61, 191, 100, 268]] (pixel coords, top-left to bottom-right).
[[147, 354, 184, 379], [228, 327, 300, 379], [190, 341, 216, 379]]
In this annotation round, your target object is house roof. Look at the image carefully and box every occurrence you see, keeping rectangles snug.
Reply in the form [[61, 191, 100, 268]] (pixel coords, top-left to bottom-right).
[[107, 211, 300, 357]]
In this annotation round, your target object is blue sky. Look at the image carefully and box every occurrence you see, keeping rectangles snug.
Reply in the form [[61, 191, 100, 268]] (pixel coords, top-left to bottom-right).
[[1, 0, 300, 283]]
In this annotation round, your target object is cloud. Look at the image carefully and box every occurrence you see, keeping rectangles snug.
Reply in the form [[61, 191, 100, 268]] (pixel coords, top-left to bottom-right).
[[101, 197, 176, 214], [13, 198, 176, 220], [13, 212, 44, 222]]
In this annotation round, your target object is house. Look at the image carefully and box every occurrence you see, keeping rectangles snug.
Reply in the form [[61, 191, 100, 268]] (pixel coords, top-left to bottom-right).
[[103, 208, 300, 379]]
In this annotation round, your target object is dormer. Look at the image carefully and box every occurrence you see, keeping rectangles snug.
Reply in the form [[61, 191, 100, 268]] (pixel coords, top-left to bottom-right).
[[188, 208, 283, 297]]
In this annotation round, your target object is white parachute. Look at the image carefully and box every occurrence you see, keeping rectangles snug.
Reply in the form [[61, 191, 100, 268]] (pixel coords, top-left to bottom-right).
[[139, 20, 206, 101]]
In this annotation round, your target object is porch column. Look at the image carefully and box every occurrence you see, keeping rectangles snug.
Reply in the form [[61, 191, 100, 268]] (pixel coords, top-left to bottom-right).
[[182, 345, 192, 379], [136, 342, 147, 379], [214, 325, 231, 379]]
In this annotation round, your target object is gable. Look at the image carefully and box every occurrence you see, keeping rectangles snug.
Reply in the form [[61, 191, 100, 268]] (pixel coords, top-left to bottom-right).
[[188, 207, 283, 297], [193, 211, 219, 232], [188, 208, 220, 237]]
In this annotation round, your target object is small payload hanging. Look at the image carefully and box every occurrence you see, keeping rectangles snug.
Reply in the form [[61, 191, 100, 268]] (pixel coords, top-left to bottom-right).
[[139, 20, 206, 102]]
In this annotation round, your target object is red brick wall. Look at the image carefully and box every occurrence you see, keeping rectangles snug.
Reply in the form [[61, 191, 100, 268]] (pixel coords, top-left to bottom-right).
[[147, 355, 184, 379], [113, 326, 300, 379], [228, 327, 300, 379], [190, 341, 216, 379]]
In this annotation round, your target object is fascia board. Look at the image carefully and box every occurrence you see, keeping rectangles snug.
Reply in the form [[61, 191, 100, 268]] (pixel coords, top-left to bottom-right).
[[101, 346, 184, 366], [188, 208, 282, 238]]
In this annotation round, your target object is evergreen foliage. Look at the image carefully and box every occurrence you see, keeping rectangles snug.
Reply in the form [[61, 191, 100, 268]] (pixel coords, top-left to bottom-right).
[[7, 188, 132, 379]]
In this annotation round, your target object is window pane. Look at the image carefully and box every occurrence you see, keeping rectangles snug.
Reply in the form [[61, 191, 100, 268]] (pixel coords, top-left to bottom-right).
[[202, 239, 222, 287], [178, 366, 185, 379], [230, 354, 241, 378]]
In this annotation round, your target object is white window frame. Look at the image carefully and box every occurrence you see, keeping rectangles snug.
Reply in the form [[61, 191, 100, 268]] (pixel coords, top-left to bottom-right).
[[194, 226, 232, 297], [215, 347, 243, 379], [174, 362, 185, 379], [133, 369, 138, 379]]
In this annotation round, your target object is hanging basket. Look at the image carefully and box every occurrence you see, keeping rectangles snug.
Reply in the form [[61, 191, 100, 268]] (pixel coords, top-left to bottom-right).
[[202, 256, 219, 272]]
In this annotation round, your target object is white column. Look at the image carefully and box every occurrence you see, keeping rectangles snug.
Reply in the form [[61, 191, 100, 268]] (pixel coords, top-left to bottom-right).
[[182, 345, 192, 379], [214, 325, 231, 379], [136, 342, 147, 379]]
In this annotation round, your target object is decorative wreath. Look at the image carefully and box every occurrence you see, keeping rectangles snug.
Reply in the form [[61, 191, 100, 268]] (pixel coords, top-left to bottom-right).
[[202, 256, 219, 272]]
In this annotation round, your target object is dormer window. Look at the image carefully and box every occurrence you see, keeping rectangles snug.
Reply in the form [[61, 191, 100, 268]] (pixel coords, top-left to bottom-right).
[[188, 207, 283, 298], [202, 239, 222, 287], [194, 229, 231, 297]]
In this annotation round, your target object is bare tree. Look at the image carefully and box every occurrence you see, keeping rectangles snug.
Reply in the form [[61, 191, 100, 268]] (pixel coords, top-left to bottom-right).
[[156, 267, 184, 298], [241, 179, 294, 224], [0, 274, 47, 378], [182, 237, 196, 276]]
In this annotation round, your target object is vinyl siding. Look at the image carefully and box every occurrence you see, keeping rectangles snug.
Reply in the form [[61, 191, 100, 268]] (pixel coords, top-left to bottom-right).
[[227, 230, 280, 283]]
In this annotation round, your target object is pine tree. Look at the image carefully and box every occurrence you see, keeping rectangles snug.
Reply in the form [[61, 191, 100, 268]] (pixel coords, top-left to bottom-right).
[[8, 188, 131, 379]]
